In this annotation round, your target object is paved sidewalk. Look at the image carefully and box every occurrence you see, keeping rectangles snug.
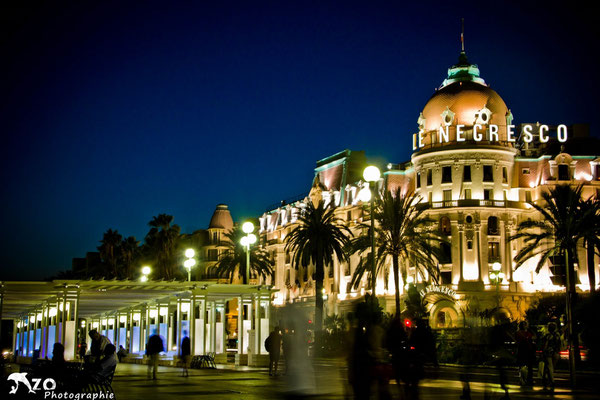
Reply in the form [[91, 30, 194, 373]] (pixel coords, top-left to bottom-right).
[[112, 361, 599, 400]]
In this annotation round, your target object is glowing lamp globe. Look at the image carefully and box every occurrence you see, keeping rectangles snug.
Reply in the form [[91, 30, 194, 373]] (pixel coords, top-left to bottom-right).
[[492, 262, 501, 272], [185, 248, 195, 258], [248, 233, 257, 244], [242, 221, 254, 234], [363, 166, 381, 182], [141, 266, 151, 275], [184, 259, 196, 269], [140, 275, 148, 282], [240, 236, 249, 247], [358, 187, 372, 202]]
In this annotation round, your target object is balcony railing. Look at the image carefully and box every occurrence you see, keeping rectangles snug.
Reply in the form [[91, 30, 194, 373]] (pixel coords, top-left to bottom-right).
[[417, 199, 527, 210]]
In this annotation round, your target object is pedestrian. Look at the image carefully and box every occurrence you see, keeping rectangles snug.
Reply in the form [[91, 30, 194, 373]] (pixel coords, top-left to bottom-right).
[[52, 343, 65, 365], [146, 330, 164, 380], [117, 345, 128, 362], [281, 328, 292, 375], [540, 322, 562, 392], [180, 331, 191, 377], [515, 320, 535, 387], [265, 326, 282, 376], [88, 329, 111, 362], [78, 341, 87, 361], [490, 317, 514, 400]]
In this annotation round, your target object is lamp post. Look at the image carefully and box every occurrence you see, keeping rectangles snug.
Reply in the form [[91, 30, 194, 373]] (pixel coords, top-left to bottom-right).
[[363, 165, 381, 296], [184, 248, 196, 281], [140, 266, 151, 282], [241, 221, 257, 284], [489, 261, 504, 308]]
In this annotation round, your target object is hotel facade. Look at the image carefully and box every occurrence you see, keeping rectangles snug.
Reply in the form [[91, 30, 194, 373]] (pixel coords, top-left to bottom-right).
[[256, 51, 600, 328]]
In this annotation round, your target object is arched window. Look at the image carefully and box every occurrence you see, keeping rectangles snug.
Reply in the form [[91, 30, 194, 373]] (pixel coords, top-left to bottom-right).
[[488, 216, 499, 235], [439, 216, 451, 236]]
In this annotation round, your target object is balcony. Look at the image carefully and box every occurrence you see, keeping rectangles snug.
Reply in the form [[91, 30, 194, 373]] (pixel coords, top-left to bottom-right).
[[417, 199, 527, 210]]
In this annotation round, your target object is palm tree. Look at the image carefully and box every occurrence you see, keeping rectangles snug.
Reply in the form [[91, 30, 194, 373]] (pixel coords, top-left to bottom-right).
[[284, 199, 352, 334], [98, 229, 123, 278], [511, 184, 589, 387], [120, 236, 140, 279], [579, 196, 600, 294], [346, 189, 445, 316], [144, 214, 181, 279], [211, 225, 274, 283]]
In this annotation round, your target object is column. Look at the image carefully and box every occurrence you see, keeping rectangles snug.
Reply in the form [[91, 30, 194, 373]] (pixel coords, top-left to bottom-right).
[[475, 224, 482, 282], [200, 298, 207, 354], [209, 301, 217, 353], [190, 296, 196, 355], [458, 226, 464, 283]]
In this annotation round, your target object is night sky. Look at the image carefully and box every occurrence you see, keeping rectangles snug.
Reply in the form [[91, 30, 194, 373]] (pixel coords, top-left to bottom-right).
[[1, 1, 598, 280]]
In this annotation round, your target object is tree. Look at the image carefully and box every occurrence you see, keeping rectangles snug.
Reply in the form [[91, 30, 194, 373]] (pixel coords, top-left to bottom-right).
[[120, 236, 140, 279], [511, 184, 592, 387], [284, 199, 352, 335], [98, 229, 123, 278], [346, 189, 445, 316], [144, 214, 181, 279], [211, 225, 274, 283]]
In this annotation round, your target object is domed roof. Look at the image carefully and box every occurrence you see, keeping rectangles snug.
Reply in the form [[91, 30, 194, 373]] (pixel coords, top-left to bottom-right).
[[419, 52, 509, 132], [421, 81, 508, 131], [208, 204, 234, 230]]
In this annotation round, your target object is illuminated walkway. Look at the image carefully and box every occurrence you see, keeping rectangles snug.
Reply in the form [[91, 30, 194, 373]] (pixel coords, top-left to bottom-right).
[[111, 362, 599, 399]]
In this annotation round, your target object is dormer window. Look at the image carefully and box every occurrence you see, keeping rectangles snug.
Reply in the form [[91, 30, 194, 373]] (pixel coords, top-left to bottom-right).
[[475, 106, 491, 125], [441, 107, 455, 126]]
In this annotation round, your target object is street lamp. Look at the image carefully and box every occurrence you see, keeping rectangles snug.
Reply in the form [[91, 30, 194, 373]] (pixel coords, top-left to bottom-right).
[[489, 262, 504, 307], [363, 165, 381, 296], [184, 248, 196, 281], [140, 266, 151, 282], [241, 221, 257, 284]]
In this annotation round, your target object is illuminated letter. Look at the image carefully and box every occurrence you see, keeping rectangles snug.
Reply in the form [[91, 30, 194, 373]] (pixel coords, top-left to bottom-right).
[[438, 126, 449, 143], [523, 124, 533, 143], [413, 134, 417, 150], [489, 124, 499, 141], [507, 125, 516, 142], [473, 124, 483, 141], [557, 124, 568, 142], [539, 125, 549, 143], [457, 124, 465, 141], [418, 131, 424, 148]]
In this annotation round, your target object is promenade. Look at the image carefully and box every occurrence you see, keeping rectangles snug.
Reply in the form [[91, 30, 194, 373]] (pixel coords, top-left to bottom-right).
[[111, 361, 599, 400]]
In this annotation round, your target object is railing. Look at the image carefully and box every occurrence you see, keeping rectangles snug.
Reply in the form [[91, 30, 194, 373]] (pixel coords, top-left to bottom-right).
[[417, 199, 527, 210], [265, 192, 309, 212]]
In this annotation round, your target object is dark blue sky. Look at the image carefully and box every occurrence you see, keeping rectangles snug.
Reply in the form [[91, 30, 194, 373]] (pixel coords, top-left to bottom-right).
[[1, 1, 598, 280]]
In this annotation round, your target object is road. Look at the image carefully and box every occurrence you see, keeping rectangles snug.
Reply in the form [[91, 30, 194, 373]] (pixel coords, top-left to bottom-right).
[[111, 360, 599, 399]]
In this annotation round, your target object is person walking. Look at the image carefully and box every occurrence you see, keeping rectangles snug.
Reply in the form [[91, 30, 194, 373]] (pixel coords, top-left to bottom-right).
[[265, 326, 282, 376], [180, 331, 191, 377], [516, 321, 535, 387], [146, 330, 164, 380], [541, 322, 562, 392]]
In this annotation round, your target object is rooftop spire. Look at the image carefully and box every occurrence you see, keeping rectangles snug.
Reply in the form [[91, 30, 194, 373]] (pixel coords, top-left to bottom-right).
[[461, 18, 465, 52]]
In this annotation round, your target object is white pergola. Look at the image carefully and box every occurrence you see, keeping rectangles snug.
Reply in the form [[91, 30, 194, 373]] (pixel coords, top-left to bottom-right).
[[0, 280, 275, 366]]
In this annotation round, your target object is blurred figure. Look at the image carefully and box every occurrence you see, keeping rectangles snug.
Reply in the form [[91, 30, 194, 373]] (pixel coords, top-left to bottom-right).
[[404, 319, 426, 400], [52, 343, 65, 365], [515, 320, 535, 387], [490, 317, 514, 400], [282, 328, 292, 375], [78, 340, 87, 360], [146, 330, 164, 380], [280, 305, 315, 398], [180, 331, 191, 377], [541, 322, 561, 392], [88, 329, 111, 362], [387, 315, 408, 396], [265, 326, 282, 376], [117, 345, 128, 362], [92, 344, 118, 382]]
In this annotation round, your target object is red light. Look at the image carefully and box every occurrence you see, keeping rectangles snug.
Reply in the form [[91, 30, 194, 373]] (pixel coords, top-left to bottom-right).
[[404, 319, 412, 328], [308, 319, 312, 324]]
